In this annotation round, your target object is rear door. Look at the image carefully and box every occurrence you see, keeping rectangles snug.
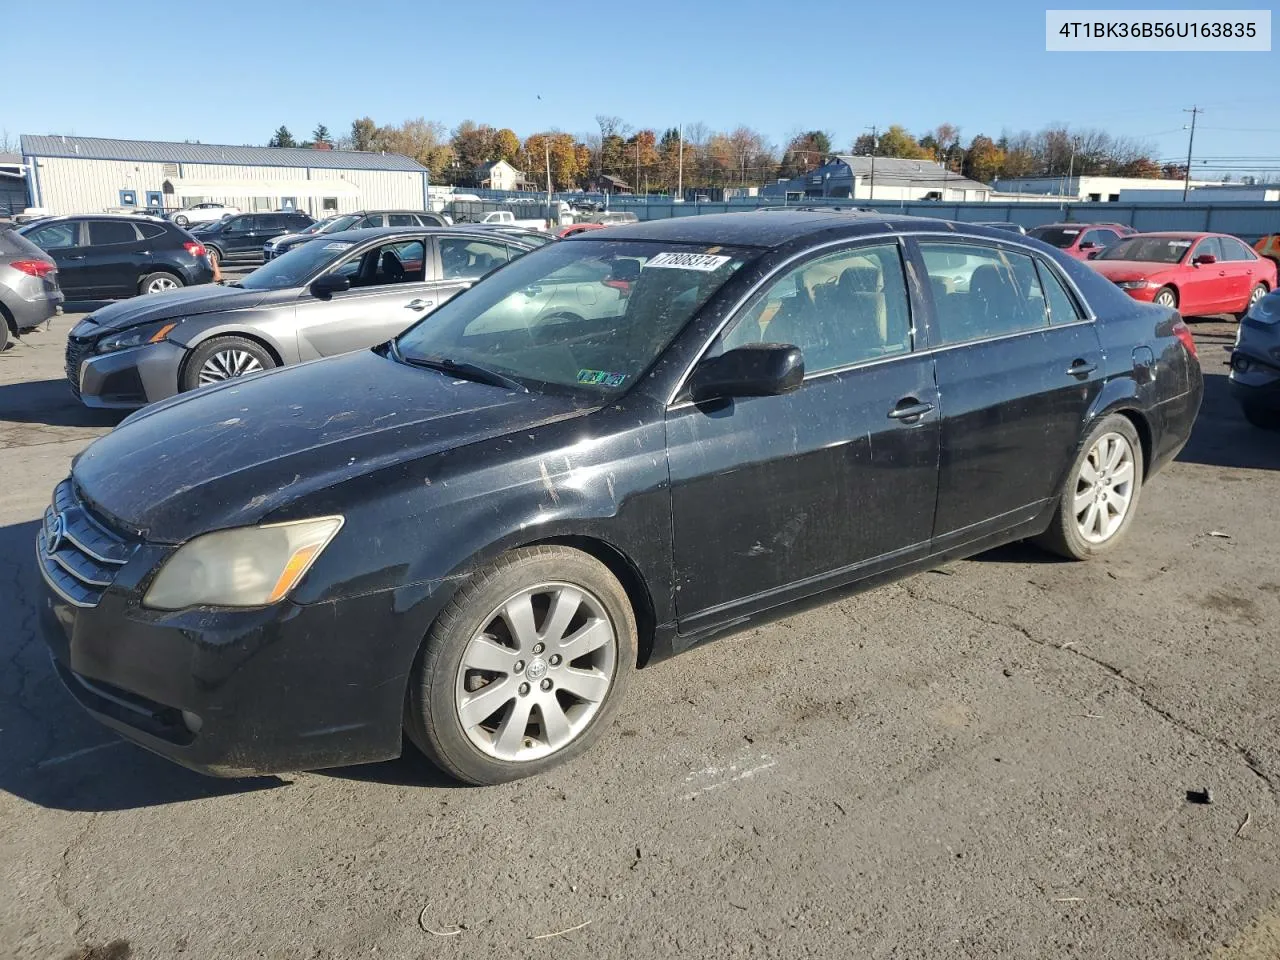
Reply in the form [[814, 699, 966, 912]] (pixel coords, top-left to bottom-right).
[[1218, 237, 1260, 309], [82, 220, 146, 298], [914, 238, 1105, 549], [22, 221, 89, 297], [292, 236, 436, 358]]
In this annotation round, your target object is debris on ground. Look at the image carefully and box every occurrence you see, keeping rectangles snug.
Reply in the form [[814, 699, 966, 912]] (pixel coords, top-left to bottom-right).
[[1186, 787, 1213, 805]]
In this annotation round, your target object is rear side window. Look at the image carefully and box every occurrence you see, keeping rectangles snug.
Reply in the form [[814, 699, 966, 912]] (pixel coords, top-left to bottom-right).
[[1029, 226, 1081, 249], [88, 221, 139, 246], [388, 213, 416, 226], [722, 242, 913, 373], [258, 215, 284, 230], [1036, 260, 1084, 325], [416, 213, 443, 226], [137, 222, 168, 240], [25, 222, 80, 250], [1220, 237, 1255, 262], [920, 242, 1050, 345]]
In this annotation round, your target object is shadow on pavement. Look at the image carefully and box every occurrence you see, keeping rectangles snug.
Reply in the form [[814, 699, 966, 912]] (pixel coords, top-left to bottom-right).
[[0, 518, 286, 811], [0, 378, 125, 428], [1177, 370, 1280, 472], [316, 741, 471, 790]]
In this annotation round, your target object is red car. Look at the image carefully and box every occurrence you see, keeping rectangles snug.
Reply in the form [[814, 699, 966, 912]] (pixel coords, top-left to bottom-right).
[[557, 222, 606, 239], [1028, 222, 1136, 260], [1089, 232, 1276, 318]]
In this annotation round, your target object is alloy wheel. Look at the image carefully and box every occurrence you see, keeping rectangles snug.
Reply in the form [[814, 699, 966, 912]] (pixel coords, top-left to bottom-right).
[[146, 276, 178, 294], [1155, 290, 1176, 307], [1250, 285, 1266, 307], [455, 583, 617, 762], [1073, 432, 1136, 544], [198, 349, 264, 385]]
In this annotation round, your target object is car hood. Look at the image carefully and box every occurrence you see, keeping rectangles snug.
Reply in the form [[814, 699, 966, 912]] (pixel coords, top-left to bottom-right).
[[268, 232, 311, 247], [1089, 260, 1176, 282], [81, 284, 272, 332], [71, 349, 588, 543]]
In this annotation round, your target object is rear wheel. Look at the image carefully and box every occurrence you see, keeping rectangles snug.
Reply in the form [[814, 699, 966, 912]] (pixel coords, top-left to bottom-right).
[[180, 336, 275, 392], [174, 215, 189, 227], [206, 246, 222, 269], [1237, 283, 1268, 320], [0, 314, 10, 352], [1154, 287, 1178, 309], [1035, 414, 1144, 560], [139, 271, 183, 296], [405, 546, 636, 785]]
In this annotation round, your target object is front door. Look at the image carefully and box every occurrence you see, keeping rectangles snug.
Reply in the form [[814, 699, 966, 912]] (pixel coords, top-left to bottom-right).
[[22, 220, 90, 297], [914, 239, 1105, 548], [219, 216, 259, 258], [293, 237, 436, 358], [668, 240, 940, 630]]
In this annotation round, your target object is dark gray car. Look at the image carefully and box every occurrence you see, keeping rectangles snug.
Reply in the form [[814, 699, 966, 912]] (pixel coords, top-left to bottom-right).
[[64, 227, 542, 407], [0, 228, 63, 350]]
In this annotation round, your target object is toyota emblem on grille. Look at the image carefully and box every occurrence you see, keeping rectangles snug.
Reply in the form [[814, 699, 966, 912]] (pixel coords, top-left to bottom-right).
[[45, 512, 66, 554]]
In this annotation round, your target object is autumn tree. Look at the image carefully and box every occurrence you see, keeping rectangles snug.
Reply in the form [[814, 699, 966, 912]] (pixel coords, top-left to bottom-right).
[[777, 130, 832, 179], [369, 119, 452, 180], [624, 129, 660, 192], [350, 117, 377, 152], [1117, 157, 1161, 178], [523, 132, 580, 190], [875, 125, 930, 160], [451, 121, 500, 176], [962, 134, 1003, 183], [493, 128, 521, 165]]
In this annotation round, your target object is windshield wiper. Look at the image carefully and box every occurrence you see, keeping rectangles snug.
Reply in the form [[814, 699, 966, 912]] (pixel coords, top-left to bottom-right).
[[397, 351, 528, 393]]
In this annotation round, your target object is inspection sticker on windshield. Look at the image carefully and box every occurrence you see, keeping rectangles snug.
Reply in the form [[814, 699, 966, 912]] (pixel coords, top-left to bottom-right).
[[577, 369, 627, 387], [645, 252, 732, 272], [322, 241, 354, 251]]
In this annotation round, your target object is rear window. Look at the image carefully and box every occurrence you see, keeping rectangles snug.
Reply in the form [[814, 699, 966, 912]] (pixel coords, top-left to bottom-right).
[[137, 221, 169, 240], [1029, 226, 1082, 248]]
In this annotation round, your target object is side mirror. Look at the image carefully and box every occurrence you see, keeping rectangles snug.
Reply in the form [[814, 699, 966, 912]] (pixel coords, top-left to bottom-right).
[[690, 344, 804, 402], [1079, 240, 1098, 251], [1192, 253, 1217, 266], [311, 274, 351, 297]]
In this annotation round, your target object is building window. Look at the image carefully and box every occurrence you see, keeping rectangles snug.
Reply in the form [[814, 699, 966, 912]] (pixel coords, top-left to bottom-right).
[[322, 197, 339, 212], [146, 191, 163, 209], [119, 189, 137, 206], [1088, 193, 1102, 202], [1108, 194, 1120, 202], [251, 196, 273, 212]]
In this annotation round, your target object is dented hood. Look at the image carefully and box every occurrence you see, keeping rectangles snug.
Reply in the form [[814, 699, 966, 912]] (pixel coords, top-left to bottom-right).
[[72, 349, 586, 543]]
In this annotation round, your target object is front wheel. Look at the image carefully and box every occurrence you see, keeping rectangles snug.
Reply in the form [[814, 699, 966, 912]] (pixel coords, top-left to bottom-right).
[[174, 215, 189, 227], [1237, 284, 1268, 320], [180, 335, 276, 392], [405, 546, 636, 785], [1034, 414, 1144, 560], [1153, 287, 1178, 309]]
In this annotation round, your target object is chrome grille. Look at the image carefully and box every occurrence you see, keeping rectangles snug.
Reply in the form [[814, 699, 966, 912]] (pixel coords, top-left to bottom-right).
[[36, 479, 134, 608]]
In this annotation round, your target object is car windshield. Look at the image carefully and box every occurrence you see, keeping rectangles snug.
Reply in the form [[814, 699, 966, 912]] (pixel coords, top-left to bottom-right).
[[237, 239, 357, 290], [299, 218, 337, 235], [1028, 226, 1082, 248], [1098, 237, 1193, 264], [395, 239, 754, 397], [319, 215, 360, 233]]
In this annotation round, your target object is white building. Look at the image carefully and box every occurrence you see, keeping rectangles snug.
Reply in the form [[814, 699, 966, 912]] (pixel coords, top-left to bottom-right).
[[1116, 184, 1280, 203], [991, 174, 1222, 203], [764, 155, 992, 203], [476, 160, 535, 192], [20, 135, 429, 217]]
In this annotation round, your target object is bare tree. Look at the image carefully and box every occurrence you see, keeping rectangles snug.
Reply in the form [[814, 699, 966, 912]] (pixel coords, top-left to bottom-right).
[[0, 129, 16, 153]]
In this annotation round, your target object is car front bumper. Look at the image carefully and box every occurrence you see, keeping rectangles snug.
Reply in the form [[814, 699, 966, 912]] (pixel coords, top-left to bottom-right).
[[74, 341, 187, 408], [1229, 352, 1280, 413]]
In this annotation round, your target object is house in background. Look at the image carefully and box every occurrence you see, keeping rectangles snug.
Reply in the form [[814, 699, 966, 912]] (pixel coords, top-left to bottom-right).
[[476, 160, 536, 192], [596, 174, 632, 195]]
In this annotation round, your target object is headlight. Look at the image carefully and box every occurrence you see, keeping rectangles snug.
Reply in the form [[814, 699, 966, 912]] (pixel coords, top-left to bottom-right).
[[1116, 280, 1153, 290], [143, 516, 344, 610], [97, 320, 180, 354], [1247, 293, 1279, 324]]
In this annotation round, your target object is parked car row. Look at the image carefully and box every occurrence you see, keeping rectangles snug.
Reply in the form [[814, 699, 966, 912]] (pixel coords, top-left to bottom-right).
[[263, 210, 448, 261], [36, 212, 1204, 785]]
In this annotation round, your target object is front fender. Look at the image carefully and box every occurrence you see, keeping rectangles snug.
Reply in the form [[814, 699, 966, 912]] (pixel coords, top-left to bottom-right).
[[166, 311, 300, 363]]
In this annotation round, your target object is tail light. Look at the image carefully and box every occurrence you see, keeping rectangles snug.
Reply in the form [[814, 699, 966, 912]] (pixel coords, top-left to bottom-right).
[[184, 241, 207, 258], [11, 258, 55, 279], [602, 279, 632, 294], [1172, 319, 1198, 359]]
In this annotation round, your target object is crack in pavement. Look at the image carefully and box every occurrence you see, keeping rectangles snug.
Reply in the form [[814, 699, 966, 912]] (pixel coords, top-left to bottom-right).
[[52, 812, 101, 943], [901, 579, 1280, 800]]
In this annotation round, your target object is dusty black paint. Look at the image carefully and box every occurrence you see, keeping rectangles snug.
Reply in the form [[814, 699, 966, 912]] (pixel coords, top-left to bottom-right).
[[37, 213, 1203, 777]]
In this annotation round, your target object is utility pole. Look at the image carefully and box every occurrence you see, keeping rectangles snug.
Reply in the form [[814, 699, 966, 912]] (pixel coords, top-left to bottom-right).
[[544, 135, 552, 214], [1062, 137, 1077, 213], [1182, 106, 1203, 201], [866, 125, 878, 201], [677, 123, 684, 201]]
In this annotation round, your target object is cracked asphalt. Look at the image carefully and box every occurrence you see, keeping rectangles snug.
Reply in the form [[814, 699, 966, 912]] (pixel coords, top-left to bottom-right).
[[3, 309, 1280, 960]]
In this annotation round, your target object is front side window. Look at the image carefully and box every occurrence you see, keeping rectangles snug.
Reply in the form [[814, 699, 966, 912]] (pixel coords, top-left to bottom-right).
[[332, 239, 426, 286], [722, 242, 913, 373], [356, 214, 385, 229], [88, 221, 139, 246], [24, 222, 80, 250], [920, 242, 1050, 345], [396, 240, 752, 397], [439, 238, 512, 281], [1193, 237, 1223, 262]]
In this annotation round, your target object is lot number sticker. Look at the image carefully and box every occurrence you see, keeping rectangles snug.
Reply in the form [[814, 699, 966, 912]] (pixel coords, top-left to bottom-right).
[[646, 252, 732, 271]]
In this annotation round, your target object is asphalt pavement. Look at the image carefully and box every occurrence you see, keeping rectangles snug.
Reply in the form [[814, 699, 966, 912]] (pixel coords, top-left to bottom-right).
[[2, 307, 1279, 960]]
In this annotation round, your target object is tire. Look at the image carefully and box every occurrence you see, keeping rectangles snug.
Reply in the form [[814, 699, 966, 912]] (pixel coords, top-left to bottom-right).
[[174, 215, 189, 227], [0, 314, 9, 352], [205, 246, 222, 269], [180, 336, 276, 392], [139, 271, 184, 296], [405, 545, 637, 785], [1034, 414, 1144, 560], [1237, 283, 1268, 321], [1242, 404, 1280, 431], [1153, 287, 1178, 309]]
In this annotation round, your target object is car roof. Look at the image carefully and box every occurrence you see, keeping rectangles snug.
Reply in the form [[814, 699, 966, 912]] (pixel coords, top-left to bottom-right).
[[27, 213, 166, 223], [321, 226, 542, 245], [584, 210, 983, 247], [1129, 231, 1217, 239]]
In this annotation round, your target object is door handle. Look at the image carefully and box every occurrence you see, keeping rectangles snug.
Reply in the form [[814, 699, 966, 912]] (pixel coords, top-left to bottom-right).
[[888, 398, 934, 421], [407, 299, 434, 310], [1066, 359, 1097, 378]]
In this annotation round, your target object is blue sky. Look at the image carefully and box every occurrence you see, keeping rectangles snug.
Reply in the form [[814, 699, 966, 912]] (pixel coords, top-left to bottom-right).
[[5, 0, 1276, 176]]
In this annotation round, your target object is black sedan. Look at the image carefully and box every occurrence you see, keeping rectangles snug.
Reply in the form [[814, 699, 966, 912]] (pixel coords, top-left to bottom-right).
[[36, 212, 1202, 785], [19, 215, 214, 299]]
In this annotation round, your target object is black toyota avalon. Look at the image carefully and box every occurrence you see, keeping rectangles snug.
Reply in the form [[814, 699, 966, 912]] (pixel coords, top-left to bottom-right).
[[37, 212, 1202, 785]]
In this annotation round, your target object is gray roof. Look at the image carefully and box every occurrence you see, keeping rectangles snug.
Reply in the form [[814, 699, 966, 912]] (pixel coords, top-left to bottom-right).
[[0, 152, 21, 164], [830, 155, 989, 190], [20, 135, 426, 172]]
